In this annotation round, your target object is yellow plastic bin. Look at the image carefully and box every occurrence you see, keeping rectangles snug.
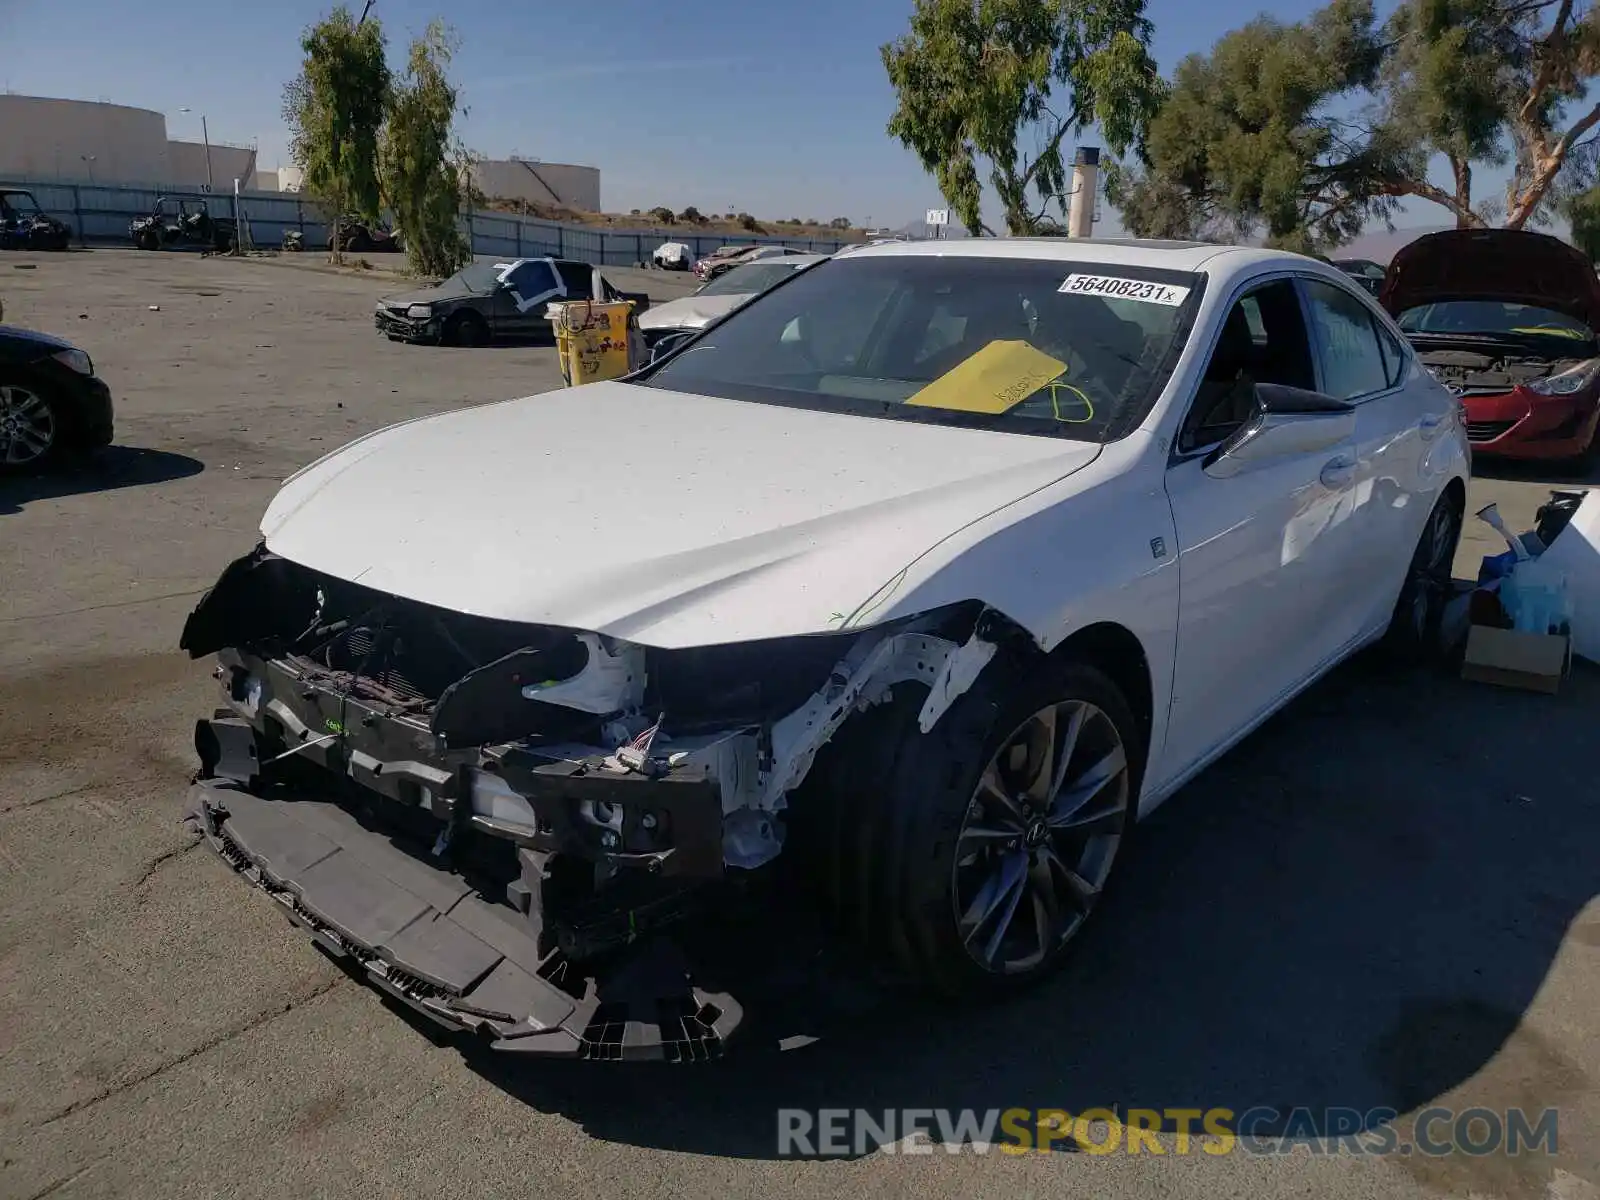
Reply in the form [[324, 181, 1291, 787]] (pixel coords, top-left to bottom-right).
[[550, 299, 640, 387]]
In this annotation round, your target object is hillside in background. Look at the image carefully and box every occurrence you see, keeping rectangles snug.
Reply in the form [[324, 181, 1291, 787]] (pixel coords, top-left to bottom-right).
[[1335, 225, 1454, 263], [477, 196, 870, 243]]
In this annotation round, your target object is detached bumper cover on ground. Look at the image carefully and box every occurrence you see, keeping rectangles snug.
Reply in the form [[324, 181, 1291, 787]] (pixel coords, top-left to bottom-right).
[[185, 779, 743, 1061]]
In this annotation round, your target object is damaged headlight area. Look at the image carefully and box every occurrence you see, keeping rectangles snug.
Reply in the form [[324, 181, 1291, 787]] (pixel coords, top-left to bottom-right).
[[178, 544, 1016, 1058]]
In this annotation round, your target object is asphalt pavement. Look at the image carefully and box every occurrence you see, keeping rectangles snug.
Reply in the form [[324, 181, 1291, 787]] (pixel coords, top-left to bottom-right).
[[1, 248, 1597, 1200]]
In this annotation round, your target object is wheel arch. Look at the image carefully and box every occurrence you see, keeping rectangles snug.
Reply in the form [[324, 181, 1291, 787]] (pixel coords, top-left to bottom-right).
[[1047, 620, 1155, 769], [1442, 473, 1467, 515]]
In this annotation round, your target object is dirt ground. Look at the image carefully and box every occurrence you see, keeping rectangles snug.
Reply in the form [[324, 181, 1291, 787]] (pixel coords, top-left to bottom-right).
[[1, 248, 1598, 1200]]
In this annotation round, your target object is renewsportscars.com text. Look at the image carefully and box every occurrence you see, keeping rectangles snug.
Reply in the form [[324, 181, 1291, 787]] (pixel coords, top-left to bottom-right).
[[775, 1106, 1560, 1157]]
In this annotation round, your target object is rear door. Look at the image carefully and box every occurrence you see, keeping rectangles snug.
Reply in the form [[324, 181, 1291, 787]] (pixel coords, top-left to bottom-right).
[[1298, 275, 1440, 640], [1159, 276, 1362, 786], [553, 260, 596, 301]]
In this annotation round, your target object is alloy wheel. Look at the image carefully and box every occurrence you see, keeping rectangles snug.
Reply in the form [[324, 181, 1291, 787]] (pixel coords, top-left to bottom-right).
[[0, 383, 55, 466], [951, 699, 1130, 975]]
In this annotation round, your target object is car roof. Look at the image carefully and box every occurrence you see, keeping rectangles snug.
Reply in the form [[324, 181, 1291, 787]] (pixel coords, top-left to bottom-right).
[[488, 256, 588, 268], [723, 253, 827, 269], [835, 236, 1317, 281]]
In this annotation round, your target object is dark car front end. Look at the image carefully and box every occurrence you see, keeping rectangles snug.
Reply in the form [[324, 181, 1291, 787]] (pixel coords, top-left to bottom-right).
[[374, 267, 496, 344], [375, 296, 452, 343], [0, 324, 114, 466]]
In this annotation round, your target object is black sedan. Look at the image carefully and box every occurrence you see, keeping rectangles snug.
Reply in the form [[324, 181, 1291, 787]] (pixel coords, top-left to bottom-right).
[[0, 313, 114, 473], [375, 256, 650, 346], [1333, 257, 1386, 296]]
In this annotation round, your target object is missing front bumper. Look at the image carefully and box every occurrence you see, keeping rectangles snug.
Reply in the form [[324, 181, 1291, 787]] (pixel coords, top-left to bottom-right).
[[185, 779, 744, 1061]]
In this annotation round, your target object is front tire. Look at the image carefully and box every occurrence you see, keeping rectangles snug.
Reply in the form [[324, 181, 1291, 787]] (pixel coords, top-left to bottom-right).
[[814, 658, 1140, 999], [135, 229, 159, 251], [0, 372, 62, 473], [445, 311, 488, 347]]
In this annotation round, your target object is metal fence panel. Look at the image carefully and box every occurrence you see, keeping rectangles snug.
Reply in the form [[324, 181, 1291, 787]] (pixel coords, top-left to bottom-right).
[[1, 175, 855, 262]]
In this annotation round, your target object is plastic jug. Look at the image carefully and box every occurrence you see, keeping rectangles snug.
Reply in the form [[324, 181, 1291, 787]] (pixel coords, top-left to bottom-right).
[[1501, 558, 1570, 635]]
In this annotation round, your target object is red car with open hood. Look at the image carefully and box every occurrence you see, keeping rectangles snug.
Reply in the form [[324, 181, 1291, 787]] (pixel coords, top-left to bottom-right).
[[1380, 229, 1600, 464]]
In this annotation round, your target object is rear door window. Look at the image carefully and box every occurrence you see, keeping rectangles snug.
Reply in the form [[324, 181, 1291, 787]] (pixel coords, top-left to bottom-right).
[[553, 261, 595, 300], [1301, 278, 1390, 399]]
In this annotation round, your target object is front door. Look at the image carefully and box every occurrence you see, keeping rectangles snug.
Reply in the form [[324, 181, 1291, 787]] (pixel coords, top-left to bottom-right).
[[1157, 277, 1363, 787], [490, 259, 565, 339]]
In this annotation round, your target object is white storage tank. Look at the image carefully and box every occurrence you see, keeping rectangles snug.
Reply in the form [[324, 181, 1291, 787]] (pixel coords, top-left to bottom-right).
[[0, 95, 172, 184]]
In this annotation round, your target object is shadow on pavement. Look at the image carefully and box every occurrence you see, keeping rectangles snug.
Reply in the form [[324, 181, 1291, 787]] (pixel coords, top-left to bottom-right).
[[436, 652, 1597, 1184], [0, 445, 205, 514]]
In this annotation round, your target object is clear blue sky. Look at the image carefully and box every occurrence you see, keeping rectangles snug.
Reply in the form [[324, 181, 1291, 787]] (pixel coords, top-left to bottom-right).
[[0, 0, 1480, 233]]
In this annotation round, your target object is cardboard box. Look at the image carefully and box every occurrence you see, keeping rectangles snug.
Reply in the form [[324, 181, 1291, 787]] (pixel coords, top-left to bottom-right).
[[1460, 625, 1571, 694]]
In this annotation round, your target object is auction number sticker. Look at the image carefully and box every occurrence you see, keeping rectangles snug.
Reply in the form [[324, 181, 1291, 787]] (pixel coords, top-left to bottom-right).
[[1059, 273, 1190, 306]]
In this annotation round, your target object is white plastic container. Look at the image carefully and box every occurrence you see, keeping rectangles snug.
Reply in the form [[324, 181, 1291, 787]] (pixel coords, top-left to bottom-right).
[[1502, 558, 1571, 635]]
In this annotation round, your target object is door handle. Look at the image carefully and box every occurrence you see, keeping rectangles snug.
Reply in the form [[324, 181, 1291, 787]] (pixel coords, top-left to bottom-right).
[[1320, 454, 1357, 489], [1418, 413, 1445, 440]]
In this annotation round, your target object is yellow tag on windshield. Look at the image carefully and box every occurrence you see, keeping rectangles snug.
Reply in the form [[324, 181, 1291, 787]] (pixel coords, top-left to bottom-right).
[[904, 340, 1069, 414]]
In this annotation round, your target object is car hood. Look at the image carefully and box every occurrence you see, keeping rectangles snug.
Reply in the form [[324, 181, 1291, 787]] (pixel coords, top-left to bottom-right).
[[379, 282, 472, 309], [637, 293, 748, 331], [1380, 229, 1600, 331], [0, 324, 80, 361], [260, 381, 1103, 647]]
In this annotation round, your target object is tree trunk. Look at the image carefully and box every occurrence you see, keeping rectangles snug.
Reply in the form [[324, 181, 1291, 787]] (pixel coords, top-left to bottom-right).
[[1450, 157, 1474, 228], [1504, 157, 1563, 230]]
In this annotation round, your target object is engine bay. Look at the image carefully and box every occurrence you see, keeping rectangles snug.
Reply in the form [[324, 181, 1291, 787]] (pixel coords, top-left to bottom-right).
[[1416, 347, 1578, 395]]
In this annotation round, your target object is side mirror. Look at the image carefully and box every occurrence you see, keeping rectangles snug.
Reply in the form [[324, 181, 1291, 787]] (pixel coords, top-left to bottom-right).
[[1203, 383, 1356, 479]]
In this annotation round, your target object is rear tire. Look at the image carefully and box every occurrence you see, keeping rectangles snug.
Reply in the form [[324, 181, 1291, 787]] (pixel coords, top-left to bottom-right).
[[806, 656, 1141, 999], [445, 311, 488, 347], [1382, 489, 1463, 664]]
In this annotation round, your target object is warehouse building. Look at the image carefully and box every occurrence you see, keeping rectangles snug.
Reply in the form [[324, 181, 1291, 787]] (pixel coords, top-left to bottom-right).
[[1, 95, 603, 209], [0, 94, 256, 190]]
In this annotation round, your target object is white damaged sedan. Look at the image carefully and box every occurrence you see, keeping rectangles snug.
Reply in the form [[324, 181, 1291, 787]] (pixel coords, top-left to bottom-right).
[[179, 238, 1470, 1061]]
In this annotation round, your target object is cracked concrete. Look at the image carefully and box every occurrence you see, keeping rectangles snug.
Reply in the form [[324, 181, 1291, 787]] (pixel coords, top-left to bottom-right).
[[130, 838, 200, 891], [34, 976, 344, 1130]]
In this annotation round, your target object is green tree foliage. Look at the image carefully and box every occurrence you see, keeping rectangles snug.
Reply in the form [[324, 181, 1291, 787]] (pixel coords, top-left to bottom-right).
[[1116, 0, 1600, 248], [283, 5, 391, 264], [882, 0, 1165, 235], [1107, 0, 1394, 252], [1380, 0, 1600, 228], [381, 22, 472, 278], [1567, 185, 1600, 259]]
